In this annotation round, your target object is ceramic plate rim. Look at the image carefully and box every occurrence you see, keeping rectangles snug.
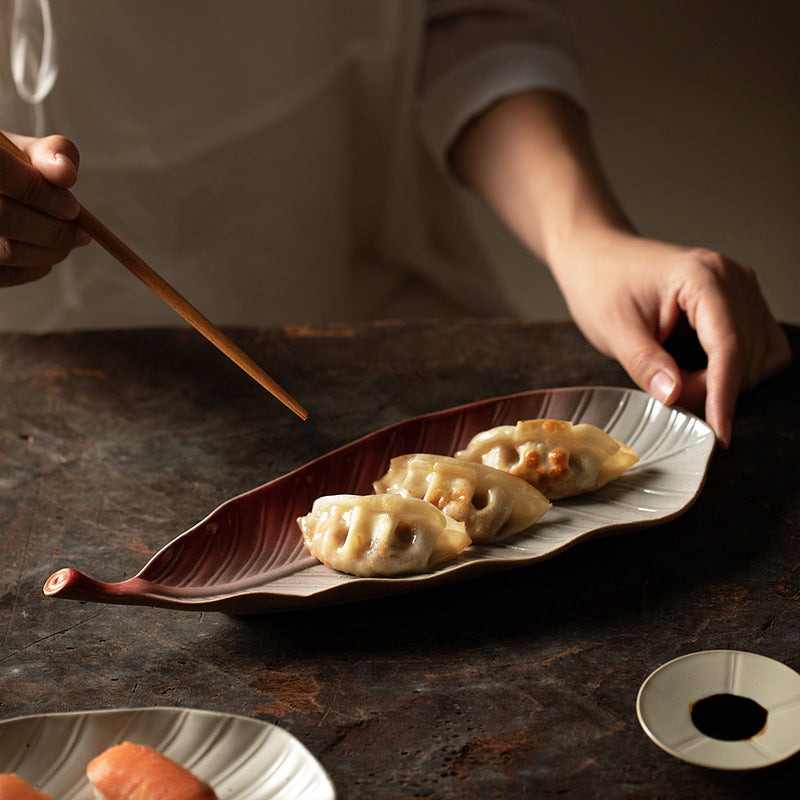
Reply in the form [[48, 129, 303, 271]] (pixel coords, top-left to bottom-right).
[[0, 706, 336, 799]]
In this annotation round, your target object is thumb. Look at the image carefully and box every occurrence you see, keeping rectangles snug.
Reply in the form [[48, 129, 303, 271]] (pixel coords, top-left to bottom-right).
[[613, 327, 683, 407], [27, 134, 80, 189]]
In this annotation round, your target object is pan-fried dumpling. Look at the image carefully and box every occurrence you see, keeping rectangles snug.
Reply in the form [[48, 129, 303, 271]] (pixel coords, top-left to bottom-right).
[[297, 493, 470, 577], [456, 419, 638, 500], [373, 454, 551, 543]]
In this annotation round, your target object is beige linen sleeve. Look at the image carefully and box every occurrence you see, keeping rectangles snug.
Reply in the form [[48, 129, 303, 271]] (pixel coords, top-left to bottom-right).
[[417, 0, 587, 172]]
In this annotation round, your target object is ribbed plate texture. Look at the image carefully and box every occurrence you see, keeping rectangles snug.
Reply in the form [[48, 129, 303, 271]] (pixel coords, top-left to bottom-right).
[[0, 707, 335, 799], [44, 387, 715, 612]]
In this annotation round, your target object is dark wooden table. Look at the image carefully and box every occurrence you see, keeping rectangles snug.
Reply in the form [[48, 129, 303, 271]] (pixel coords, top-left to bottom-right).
[[1, 320, 798, 798]]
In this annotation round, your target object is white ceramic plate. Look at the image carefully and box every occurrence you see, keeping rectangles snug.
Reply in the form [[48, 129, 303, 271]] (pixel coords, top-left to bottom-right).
[[0, 707, 335, 799], [44, 387, 716, 613], [637, 650, 800, 770]]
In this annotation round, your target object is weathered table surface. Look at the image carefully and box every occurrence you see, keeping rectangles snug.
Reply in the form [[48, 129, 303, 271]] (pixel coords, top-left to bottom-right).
[[1, 319, 798, 798]]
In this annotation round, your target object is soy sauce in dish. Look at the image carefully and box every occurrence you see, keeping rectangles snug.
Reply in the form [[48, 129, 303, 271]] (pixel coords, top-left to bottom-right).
[[690, 693, 768, 741]]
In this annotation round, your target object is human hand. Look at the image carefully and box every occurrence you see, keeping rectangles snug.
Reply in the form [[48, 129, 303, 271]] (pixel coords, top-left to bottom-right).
[[552, 231, 792, 446], [447, 90, 790, 444], [0, 131, 90, 287]]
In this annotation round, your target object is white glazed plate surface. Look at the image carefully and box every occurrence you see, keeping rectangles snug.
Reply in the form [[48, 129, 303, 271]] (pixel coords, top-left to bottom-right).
[[637, 650, 800, 769], [0, 707, 335, 799], [44, 386, 716, 612]]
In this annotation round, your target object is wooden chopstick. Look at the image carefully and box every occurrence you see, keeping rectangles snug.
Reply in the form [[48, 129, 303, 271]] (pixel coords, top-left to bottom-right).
[[0, 132, 308, 420]]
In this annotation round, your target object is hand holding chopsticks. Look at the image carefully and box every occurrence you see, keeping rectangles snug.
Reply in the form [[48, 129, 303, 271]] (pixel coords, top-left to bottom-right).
[[0, 131, 308, 420]]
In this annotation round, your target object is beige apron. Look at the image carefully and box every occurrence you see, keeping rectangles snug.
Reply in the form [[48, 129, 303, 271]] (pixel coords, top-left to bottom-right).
[[0, 0, 584, 331]]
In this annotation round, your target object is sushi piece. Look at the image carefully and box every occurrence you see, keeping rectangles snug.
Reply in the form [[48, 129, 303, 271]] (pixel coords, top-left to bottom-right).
[[0, 774, 52, 799], [86, 742, 217, 800]]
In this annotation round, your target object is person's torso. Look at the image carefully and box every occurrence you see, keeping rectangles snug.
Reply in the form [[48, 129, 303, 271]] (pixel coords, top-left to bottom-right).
[[2, 0, 492, 330]]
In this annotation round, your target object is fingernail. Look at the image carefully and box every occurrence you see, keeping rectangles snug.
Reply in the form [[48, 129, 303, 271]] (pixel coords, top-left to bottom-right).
[[650, 370, 677, 405], [52, 151, 78, 171], [50, 190, 80, 220]]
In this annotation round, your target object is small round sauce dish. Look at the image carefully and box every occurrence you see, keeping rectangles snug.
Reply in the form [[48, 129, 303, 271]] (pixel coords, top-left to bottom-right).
[[637, 650, 800, 770]]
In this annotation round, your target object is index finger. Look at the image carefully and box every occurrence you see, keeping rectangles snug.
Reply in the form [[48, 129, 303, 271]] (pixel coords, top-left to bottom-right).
[[695, 310, 742, 448]]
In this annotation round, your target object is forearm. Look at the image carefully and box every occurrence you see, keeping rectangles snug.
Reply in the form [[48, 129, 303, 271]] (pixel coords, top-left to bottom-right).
[[449, 89, 633, 277]]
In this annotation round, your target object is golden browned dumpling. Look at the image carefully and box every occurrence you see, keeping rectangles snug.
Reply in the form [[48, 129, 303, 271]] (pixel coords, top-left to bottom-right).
[[373, 454, 551, 543], [456, 419, 638, 500], [297, 493, 470, 577]]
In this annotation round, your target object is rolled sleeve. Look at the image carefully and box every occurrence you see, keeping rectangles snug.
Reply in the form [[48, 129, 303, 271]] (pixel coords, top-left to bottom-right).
[[417, 1, 587, 173]]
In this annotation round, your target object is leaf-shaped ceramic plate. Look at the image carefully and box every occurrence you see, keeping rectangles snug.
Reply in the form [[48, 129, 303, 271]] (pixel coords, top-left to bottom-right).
[[0, 707, 335, 799], [44, 386, 714, 613]]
